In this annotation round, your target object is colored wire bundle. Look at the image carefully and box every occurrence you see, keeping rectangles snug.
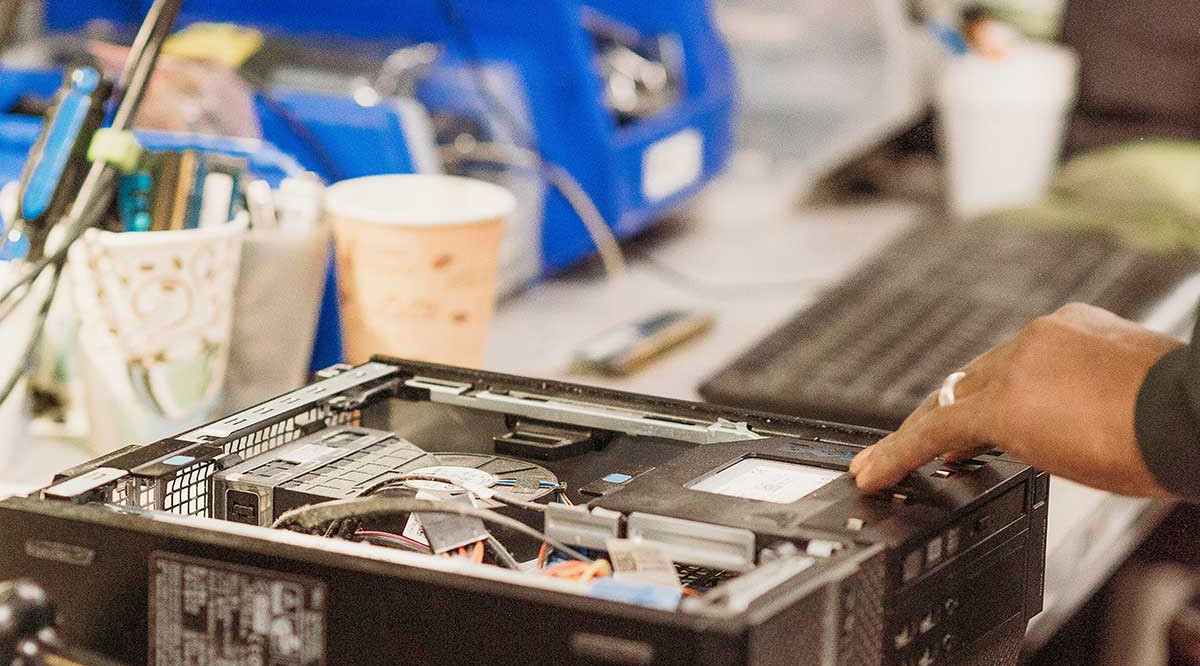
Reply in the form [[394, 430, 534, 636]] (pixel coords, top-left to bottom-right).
[[273, 495, 593, 563], [356, 530, 431, 554], [544, 559, 612, 583], [359, 474, 548, 514]]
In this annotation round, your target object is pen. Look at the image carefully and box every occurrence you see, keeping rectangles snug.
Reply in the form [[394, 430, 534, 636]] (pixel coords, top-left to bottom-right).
[[244, 179, 277, 230], [199, 172, 234, 228], [276, 174, 323, 233]]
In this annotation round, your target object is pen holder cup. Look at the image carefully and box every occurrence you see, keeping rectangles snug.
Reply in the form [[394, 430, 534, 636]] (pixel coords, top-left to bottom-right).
[[220, 224, 330, 413], [68, 220, 246, 456], [937, 43, 1080, 219], [327, 174, 514, 367]]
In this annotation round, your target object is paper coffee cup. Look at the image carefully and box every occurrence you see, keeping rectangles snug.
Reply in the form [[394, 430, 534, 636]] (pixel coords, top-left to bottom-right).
[[326, 174, 515, 366], [937, 43, 1080, 219]]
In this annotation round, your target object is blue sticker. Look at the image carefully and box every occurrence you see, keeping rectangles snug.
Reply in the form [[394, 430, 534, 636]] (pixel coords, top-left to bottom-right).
[[602, 473, 633, 484], [162, 455, 195, 466], [588, 579, 681, 610]]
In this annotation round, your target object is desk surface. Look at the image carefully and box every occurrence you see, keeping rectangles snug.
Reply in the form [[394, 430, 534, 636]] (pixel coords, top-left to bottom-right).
[[487, 169, 919, 399]]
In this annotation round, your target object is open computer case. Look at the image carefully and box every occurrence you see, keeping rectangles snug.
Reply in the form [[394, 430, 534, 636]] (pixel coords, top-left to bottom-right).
[[0, 359, 1046, 666]]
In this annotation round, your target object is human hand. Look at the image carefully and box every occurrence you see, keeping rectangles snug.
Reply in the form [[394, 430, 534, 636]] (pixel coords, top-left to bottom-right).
[[849, 303, 1181, 497]]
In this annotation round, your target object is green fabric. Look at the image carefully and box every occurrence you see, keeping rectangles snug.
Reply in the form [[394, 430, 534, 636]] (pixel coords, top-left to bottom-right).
[[984, 140, 1200, 252]]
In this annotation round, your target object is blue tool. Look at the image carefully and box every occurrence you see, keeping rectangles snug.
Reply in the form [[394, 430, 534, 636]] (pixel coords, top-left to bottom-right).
[[12, 0, 735, 372], [11, 66, 111, 258], [39, 0, 737, 274]]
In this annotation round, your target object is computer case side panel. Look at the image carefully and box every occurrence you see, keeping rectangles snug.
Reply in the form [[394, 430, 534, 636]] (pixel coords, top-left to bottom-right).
[[1024, 470, 1050, 620], [0, 360, 1046, 666], [0, 497, 763, 666]]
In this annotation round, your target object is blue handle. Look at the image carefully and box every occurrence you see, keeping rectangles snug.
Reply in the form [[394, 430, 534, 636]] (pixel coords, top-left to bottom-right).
[[18, 67, 101, 222]]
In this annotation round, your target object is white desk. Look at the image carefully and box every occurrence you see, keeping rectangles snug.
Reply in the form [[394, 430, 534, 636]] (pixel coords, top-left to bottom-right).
[[486, 169, 919, 398]]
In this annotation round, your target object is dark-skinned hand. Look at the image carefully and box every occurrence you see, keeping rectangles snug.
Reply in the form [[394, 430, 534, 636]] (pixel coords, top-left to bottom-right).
[[849, 303, 1180, 498]]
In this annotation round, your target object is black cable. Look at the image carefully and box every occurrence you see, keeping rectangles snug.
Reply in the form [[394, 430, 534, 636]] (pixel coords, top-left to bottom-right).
[[0, 258, 62, 407], [629, 248, 823, 299], [434, 0, 535, 149], [109, 0, 184, 130], [485, 535, 521, 570], [271, 496, 593, 563], [0, 161, 114, 315], [361, 474, 548, 514], [0, 167, 116, 408], [251, 90, 346, 182]]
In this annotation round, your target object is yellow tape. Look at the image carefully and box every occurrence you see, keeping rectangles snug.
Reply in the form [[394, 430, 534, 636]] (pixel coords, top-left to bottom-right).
[[163, 22, 265, 68]]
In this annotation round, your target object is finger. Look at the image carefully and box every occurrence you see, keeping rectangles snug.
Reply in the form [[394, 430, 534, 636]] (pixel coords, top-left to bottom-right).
[[848, 444, 876, 477], [850, 390, 940, 476], [909, 345, 1007, 420], [853, 427, 989, 477], [850, 371, 982, 475], [853, 395, 993, 492], [850, 340, 1011, 478]]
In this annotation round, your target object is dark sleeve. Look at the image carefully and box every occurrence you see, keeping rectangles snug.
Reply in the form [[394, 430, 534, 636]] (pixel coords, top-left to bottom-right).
[[1135, 316, 1200, 497]]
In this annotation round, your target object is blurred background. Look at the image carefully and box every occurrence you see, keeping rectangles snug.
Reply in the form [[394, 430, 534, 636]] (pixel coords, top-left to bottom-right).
[[3, 0, 1200, 663]]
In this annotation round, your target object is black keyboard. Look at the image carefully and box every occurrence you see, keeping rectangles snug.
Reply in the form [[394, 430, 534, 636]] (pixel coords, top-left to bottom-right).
[[700, 221, 1200, 430]]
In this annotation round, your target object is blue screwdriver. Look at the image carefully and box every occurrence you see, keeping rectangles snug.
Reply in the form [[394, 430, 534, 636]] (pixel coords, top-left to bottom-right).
[[8, 65, 112, 260]]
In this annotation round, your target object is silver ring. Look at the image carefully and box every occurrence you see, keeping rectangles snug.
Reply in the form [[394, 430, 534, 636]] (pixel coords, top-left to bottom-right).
[[938, 372, 967, 407]]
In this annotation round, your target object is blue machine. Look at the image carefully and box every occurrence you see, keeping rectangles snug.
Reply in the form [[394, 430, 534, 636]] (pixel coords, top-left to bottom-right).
[[36, 0, 737, 272], [0, 0, 735, 368]]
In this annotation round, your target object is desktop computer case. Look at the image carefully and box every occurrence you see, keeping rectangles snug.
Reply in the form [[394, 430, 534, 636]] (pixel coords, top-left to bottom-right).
[[0, 359, 1047, 666]]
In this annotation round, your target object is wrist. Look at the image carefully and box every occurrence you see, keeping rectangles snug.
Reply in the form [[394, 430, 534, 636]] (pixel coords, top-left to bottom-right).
[[1135, 346, 1200, 498]]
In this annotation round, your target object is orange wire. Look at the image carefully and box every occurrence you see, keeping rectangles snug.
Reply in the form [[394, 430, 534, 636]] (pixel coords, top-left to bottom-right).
[[543, 559, 611, 582], [578, 559, 611, 583], [472, 541, 484, 564], [545, 561, 589, 578], [537, 542, 550, 568]]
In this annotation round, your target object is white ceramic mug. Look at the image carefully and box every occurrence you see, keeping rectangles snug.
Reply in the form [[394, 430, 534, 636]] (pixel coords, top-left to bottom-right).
[[69, 220, 246, 453]]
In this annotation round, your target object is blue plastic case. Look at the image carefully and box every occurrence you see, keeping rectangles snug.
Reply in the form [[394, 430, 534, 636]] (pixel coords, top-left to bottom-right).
[[39, 0, 737, 272]]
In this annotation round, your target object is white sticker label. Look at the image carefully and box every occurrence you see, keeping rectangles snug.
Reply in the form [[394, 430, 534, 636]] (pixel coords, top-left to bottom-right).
[[400, 490, 441, 546], [606, 539, 681, 588], [42, 467, 127, 499], [400, 490, 482, 546], [401, 515, 429, 546], [642, 128, 703, 202], [690, 459, 843, 504]]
